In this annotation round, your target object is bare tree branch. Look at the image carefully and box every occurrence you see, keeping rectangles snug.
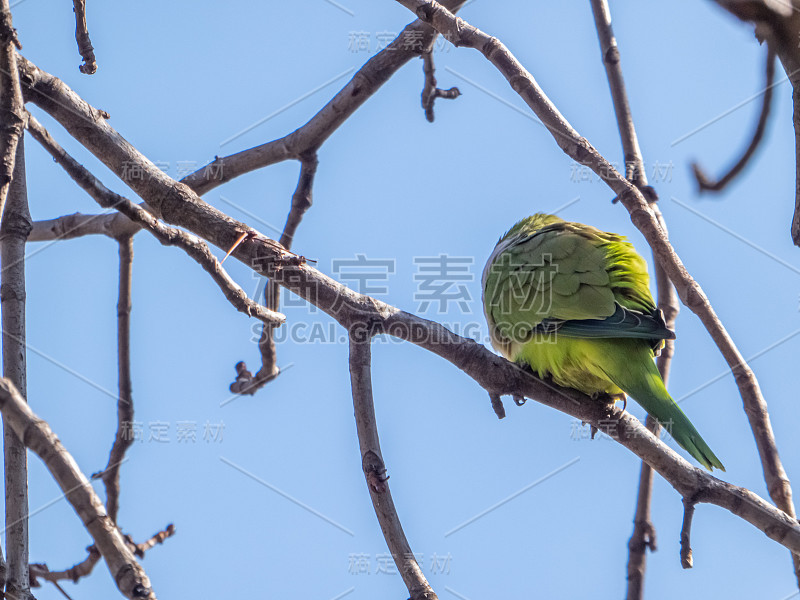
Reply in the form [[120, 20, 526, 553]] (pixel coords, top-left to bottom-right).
[[279, 154, 318, 250], [72, 0, 96, 74], [421, 50, 460, 123], [100, 234, 134, 524], [31, 546, 100, 587], [589, 0, 648, 186], [680, 496, 697, 569], [29, 211, 140, 241], [30, 525, 175, 588], [1, 133, 31, 600], [0, 378, 155, 599], [25, 115, 285, 327], [179, 0, 466, 196], [349, 332, 437, 600], [692, 46, 776, 192], [0, 0, 24, 229], [231, 155, 319, 395], [127, 524, 175, 558], [258, 155, 317, 384], [350, 329, 437, 600]]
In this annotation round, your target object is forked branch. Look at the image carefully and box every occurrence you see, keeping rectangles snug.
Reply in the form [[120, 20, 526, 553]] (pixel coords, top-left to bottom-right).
[[0, 379, 154, 599], [25, 115, 285, 327]]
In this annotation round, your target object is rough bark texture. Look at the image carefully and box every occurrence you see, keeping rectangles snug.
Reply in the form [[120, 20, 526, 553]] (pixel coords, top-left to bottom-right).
[[1, 135, 32, 600], [0, 0, 24, 227]]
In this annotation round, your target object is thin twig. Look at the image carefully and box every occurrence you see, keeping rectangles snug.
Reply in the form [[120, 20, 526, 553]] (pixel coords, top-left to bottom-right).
[[279, 154, 318, 250], [589, 0, 647, 186], [0, 132, 31, 600], [349, 332, 437, 600], [30, 524, 174, 587], [692, 46, 776, 192], [25, 114, 285, 327], [421, 50, 460, 122], [391, 0, 798, 577], [100, 235, 134, 524], [72, 0, 96, 74], [703, 2, 800, 248], [0, 378, 154, 599], [794, 85, 800, 246], [51, 580, 74, 600], [129, 524, 175, 558], [16, 49, 800, 562], [30, 546, 100, 586], [0, 0, 24, 230], [680, 497, 697, 569], [232, 155, 319, 395]]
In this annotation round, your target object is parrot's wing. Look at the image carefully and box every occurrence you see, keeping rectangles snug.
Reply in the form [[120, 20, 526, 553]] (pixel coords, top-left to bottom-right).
[[484, 229, 616, 343], [536, 304, 675, 341], [484, 224, 667, 350]]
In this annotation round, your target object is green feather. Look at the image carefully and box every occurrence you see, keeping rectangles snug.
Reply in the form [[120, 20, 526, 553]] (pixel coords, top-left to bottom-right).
[[483, 213, 725, 471]]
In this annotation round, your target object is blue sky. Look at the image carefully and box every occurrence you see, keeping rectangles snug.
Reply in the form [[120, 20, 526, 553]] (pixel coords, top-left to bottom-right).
[[10, 1, 800, 599]]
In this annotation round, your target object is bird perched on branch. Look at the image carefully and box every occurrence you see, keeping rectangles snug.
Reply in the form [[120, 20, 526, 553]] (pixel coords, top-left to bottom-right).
[[482, 213, 724, 471]]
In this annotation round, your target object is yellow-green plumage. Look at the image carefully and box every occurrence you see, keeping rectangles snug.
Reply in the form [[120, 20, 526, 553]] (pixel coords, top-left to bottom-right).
[[482, 213, 724, 471]]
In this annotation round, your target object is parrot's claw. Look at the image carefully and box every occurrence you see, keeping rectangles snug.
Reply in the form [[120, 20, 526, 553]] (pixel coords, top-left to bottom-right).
[[609, 393, 627, 413]]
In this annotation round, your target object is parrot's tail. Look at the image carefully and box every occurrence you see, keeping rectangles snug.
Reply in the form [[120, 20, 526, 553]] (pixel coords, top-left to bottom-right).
[[609, 349, 725, 472]]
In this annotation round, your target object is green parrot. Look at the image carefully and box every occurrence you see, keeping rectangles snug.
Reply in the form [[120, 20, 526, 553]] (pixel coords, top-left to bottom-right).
[[482, 213, 724, 471]]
